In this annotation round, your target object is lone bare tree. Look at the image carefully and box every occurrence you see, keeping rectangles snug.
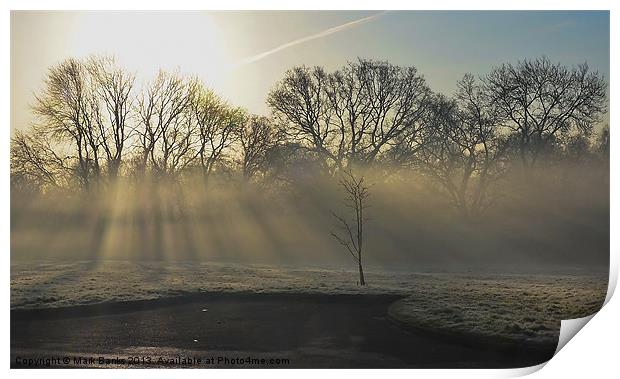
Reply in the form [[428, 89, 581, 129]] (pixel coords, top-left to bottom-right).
[[330, 170, 370, 286]]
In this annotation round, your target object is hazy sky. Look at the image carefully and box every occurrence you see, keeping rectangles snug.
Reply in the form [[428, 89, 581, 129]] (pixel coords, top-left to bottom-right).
[[11, 11, 610, 132]]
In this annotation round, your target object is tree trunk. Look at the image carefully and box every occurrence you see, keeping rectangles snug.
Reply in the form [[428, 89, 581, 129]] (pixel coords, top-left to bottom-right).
[[358, 261, 366, 286], [109, 160, 120, 180]]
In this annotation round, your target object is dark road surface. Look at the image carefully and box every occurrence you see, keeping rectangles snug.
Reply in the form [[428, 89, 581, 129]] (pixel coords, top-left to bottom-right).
[[11, 293, 555, 368]]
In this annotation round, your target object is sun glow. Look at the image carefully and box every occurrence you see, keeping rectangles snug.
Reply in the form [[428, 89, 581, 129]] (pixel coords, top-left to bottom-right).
[[68, 13, 232, 89]]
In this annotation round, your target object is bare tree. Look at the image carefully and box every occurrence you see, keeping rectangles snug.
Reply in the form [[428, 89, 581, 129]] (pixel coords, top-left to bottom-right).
[[268, 59, 430, 173], [596, 125, 610, 160], [10, 130, 70, 192], [87, 56, 135, 179], [189, 81, 243, 182], [353, 59, 430, 165], [484, 57, 607, 168], [237, 115, 283, 181], [136, 71, 195, 178], [330, 170, 370, 286], [32, 58, 101, 189], [268, 66, 337, 172], [19, 54, 608, 210], [31, 56, 139, 187], [415, 75, 508, 217]]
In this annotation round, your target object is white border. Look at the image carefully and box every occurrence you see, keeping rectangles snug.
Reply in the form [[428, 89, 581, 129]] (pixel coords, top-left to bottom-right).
[[0, 0, 616, 10], [3, 1, 617, 379]]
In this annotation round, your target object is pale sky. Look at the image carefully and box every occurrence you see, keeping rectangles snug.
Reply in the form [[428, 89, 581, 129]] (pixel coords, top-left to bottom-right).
[[11, 11, 610, 133]]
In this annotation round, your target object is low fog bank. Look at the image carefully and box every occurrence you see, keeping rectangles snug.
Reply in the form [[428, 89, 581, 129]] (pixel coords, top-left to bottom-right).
[[11, 161, 608, 275]]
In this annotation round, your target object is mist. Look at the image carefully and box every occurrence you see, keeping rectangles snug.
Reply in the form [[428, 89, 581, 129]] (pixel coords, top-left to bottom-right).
[[10, 55, 610, 275], [11, 158, 609, 274]]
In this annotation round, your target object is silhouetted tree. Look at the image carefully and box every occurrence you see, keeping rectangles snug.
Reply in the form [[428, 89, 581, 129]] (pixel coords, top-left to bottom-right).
[[189, 81, 244, 182], [331, 170, 370, 286], [32, 58, 101, 189], [13, 54, 609, 215], [31, 56, 139, 187], [268, 66, 335, 172], [596, 125, 610, 160], [86, 56, 135, 179], [10, 130, 69, 192], [256, 142, 326, 186], [268, 59, 430, 173], [237, 115, 283, 181], [136, 71, 195, 178], [484, 57, 607, 168], [415, 75, 508, 217]]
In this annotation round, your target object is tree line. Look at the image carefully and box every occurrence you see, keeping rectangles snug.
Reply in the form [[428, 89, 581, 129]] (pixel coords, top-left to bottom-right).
[[11, 56, 608, 216]]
